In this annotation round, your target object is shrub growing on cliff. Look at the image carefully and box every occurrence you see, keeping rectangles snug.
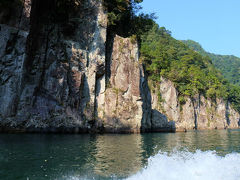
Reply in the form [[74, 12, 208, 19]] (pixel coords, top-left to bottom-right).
[[103, 0, 142, 25], [227, 84, 240, 112], [103, 0, 155, 37]]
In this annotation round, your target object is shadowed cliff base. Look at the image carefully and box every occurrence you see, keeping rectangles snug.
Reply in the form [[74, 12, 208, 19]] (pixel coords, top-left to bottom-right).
[[0, 126, 176, 134]]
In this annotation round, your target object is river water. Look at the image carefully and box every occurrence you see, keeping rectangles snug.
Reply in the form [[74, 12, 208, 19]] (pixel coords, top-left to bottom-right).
[[0, 130, 240, 180]]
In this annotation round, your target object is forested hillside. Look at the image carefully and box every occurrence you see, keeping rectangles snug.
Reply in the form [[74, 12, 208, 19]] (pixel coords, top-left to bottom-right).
[[183, 40, 240, 86], [140, 23, 240, 112]]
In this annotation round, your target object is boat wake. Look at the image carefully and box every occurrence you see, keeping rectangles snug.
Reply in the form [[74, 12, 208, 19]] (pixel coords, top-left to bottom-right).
[[61, 150, 240, 180], [127, 150, 240, 180]]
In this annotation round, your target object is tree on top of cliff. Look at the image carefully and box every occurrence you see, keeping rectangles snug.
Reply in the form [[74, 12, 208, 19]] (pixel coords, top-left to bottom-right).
[[104, 0, 142, 25], [104, 0, 155, 37]]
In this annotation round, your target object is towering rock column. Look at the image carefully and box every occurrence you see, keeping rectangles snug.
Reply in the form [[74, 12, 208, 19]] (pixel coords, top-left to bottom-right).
[[97, 35, 145, 133], [0, 0, 108, 132], [0, 0, 31, 121]]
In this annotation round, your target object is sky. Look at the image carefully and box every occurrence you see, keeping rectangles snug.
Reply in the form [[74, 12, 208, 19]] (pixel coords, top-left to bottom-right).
[[140, 0, 240, 57]]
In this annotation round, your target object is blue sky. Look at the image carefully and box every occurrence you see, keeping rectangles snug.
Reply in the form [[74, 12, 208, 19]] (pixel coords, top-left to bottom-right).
[[140, 0, 240, 57]]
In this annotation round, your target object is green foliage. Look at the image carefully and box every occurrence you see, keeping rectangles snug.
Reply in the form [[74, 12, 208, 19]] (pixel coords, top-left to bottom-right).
[[182, 40, 240, 111], [140, 23, 239, 110], [227, 84, 240, 112], [183, 40, 240, 86], [179, 96, 186, 105], [103, 0, 155, 37], [103, 0, 142, 25], [178, 96, 186, 112]]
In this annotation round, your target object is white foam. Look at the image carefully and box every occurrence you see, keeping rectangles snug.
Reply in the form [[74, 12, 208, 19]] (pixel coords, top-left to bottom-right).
[[127, 150, 240, 180]]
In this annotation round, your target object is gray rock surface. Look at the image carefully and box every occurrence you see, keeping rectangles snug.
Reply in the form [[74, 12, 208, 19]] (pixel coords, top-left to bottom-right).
[[152, 77, 240, 131], [98, 35, 143, 133], [0, 0, 108, 132], [0, 0, 239, 133]]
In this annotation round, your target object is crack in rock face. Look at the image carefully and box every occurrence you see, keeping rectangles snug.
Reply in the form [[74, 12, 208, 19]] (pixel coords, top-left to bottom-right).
[[0, 0, 239, 133]]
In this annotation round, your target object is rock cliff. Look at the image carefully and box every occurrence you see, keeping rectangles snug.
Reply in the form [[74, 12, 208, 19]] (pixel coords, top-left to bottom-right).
[[0, 0, 239, 133], [151, 78, 240, 131], [0, 0, 108, 132]]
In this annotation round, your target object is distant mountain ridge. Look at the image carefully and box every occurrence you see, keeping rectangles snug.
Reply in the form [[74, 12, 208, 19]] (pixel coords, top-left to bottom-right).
[[182, 40, 240, 86]]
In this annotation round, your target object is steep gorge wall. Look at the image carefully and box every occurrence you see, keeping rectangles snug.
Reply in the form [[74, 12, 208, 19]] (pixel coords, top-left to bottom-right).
[[0, 0, 108, 132], [0, 0, 31, 122], [97, 36, 144, 133], [0, 0, 239, 133], [152, 77, 240, 131], [0, 0, 155, 133]]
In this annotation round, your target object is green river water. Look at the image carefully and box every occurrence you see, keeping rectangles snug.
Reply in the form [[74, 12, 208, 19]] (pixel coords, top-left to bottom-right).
[[0, 130, 240, 180]]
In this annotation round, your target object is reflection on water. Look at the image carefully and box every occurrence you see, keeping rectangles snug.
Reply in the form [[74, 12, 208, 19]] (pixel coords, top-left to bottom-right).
[[94, 135, 143, 177], [0, 130, 239, 180]]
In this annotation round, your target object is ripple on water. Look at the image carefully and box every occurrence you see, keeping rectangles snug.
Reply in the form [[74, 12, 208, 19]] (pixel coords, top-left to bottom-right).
[[1, 130, 240, 180]]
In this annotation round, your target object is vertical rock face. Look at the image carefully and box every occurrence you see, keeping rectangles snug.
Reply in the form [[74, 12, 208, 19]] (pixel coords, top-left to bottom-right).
[[0, 0, 239, 133], [0, 0, 108, 132], [0, 0, 31, 30], [151, 78, 179, 129], [18, 0, 107, 131], [98, 35, 143, 133], [0, 0, 151, 133], [0, 0, 31, 122], [152, 77, 240, 131]]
